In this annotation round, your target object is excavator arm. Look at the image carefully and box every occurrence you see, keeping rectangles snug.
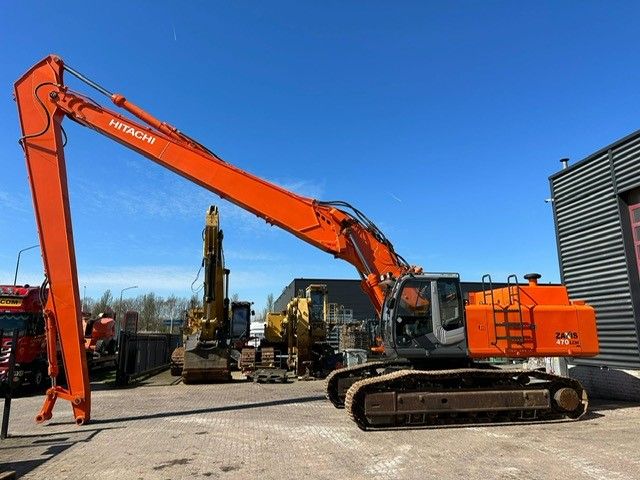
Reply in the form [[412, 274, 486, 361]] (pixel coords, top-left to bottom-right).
[[14, 55, 411, 424], [201, 205, 227, 342]]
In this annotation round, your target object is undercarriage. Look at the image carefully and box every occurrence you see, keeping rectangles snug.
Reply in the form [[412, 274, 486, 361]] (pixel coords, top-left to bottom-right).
[[326, 362, 587, 430]]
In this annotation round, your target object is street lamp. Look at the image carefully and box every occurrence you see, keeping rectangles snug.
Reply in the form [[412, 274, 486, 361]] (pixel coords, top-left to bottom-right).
[[14, 244, 39, 285], [118, 285, 138, 331]]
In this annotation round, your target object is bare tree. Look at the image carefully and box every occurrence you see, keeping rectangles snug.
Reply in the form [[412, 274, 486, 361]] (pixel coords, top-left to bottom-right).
[[82, 297, 96, 315], [140, 293, 158, 332], [189, 294, 201, 311], [266, 293, 274, 312], [258, 292, 275, 322], [83, 291, 202, 333], [92, 289, 114, 316]]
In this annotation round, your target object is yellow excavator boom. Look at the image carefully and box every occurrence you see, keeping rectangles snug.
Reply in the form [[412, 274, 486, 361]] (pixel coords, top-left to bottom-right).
[[200, 205, 229, 341], [173, 205, 233, 383]]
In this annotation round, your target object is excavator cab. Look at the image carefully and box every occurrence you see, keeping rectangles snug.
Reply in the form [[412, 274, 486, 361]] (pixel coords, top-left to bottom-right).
[[229, 302, 252, 342], [382, 273, 468, 361]]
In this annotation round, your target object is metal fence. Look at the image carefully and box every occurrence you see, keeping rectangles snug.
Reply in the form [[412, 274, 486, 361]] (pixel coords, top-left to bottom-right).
[[115, 331, 181, 386]]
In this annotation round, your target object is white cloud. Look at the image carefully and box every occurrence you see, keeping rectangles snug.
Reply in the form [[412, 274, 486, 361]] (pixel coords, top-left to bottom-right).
[[0, 269, 44, 287], [71, 172, 325, 221], [0, 189, 30, 214], [69, 173, 325, 239], [274, 178, 325, 199], [3, 263, 281, 293], [225, 248, 281, 262], [76, 265, 278, 292]]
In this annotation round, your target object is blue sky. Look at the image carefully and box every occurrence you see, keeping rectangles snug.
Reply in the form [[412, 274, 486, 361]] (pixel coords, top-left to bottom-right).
[[1, 1, 639, 311]]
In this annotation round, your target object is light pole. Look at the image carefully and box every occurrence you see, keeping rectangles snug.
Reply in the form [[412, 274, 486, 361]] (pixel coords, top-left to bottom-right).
[[14, 244, 39, 286], [118, 285, 138, 331]]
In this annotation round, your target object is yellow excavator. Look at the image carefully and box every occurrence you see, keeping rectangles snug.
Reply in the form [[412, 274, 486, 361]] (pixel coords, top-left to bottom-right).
[[242, 284, 338, 379], [282, 284, 331, 376], [171, 205, 233, 383]]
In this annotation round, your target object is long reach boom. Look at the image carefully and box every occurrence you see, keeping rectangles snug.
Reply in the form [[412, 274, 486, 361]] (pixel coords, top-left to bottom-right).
[[14, 55, 412, 424]]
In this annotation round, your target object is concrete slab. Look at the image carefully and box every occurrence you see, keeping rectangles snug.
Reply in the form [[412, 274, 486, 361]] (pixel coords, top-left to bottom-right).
[[1, 371, 639, 480]]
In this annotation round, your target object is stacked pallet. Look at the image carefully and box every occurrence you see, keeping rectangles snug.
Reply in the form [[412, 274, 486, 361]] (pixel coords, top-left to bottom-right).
[[339, 324, 369, 351]]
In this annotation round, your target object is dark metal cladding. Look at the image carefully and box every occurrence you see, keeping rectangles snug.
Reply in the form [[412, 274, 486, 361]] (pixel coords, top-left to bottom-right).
[[550, 130, 640, 369]]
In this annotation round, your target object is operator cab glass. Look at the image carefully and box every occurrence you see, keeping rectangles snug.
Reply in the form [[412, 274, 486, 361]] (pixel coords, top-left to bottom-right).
[[308, 289, 325, 325], [437, 279, 463, 331], [395, 280, 433, 345], [394, 276, 464, 348], [230, 307, 249, 338]]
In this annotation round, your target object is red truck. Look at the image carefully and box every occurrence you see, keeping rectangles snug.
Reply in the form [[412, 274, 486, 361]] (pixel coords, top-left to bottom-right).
[[0, 285, 48, 390], [0, 285, 120, 390]]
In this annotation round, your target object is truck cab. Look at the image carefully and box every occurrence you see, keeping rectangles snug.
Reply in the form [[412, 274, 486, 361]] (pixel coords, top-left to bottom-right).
[[0, 285, 48, 389]]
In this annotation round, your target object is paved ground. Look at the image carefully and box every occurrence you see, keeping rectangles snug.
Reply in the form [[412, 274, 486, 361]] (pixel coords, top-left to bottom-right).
[[1, 371, 639, 480]]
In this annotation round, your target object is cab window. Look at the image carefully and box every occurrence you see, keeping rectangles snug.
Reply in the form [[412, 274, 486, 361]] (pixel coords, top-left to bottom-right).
[[395, 280, 433, 344], [230, 308, 248, 337], [437, 279, 463, 331]]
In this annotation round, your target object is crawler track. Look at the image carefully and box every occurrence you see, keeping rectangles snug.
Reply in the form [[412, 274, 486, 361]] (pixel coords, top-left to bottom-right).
[[170, 347, 184, 376], [325, 360, 409, 408], [344, 368, 588, 430]]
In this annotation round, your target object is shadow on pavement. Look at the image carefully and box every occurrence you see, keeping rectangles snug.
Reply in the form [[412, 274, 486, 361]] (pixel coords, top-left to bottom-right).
[[51, 394, 326, 426], [588, 398, 639, 412], [0, 426, 122, 478]]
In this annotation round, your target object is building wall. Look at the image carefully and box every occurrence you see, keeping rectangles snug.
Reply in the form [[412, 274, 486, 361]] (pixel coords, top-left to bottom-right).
[[550, 131, 640, 370]]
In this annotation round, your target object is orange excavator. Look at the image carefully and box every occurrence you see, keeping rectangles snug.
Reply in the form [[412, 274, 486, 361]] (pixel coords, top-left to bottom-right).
[[14, 55, 599, 428]]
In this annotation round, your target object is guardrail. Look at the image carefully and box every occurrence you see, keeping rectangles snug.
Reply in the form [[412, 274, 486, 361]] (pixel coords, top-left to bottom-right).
[[115, 331, 181, 386]]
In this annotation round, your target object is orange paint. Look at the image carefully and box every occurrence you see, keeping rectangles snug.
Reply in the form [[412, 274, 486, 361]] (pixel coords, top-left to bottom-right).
[[465, 278, 599, 358]]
